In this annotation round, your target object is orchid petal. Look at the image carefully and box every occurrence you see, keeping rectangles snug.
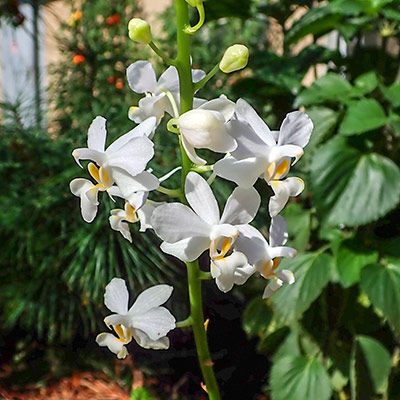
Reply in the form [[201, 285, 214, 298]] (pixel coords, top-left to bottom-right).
[[70, 179, 100, 223], [129, 284, 173, 315], [160, 236, 210, 262], [199, 96, 236, 121], [262, 278, 282, 298], [269, 177, 304, 217], [278, 111, 313, 148], [157, 66, 180, 93], [109, 214, 132, 243], [127, 61, 157, 94], [137, 201, 161, 232], [130, 307, 175, 341], [235, 99, 275, 146], [185, 172, 220, 225], [192, 68, 206, 83], [211, 252, 251, 293], [269, 215, 288, 247], [228, 119, 271, 160], [87, 116, 107, 152], [235, 224, 269, 265], [220, 186, 260, 225], [96, 332, 128, 359], [104, 278, 129, 314], [132, 329, 170, 350], [72, 148, 107, 168], [181, 134, 207, 165], [268, 245, 297, 259], [107, 118, 157, 154], [276, 269, 295, 285], [268, 144, 304, 165], [151, 203, 211, 243], [127, 191, 148, 210], [112, 169, 159, 198], [214, 156, 266, 188], [106, 136, 154, 177]]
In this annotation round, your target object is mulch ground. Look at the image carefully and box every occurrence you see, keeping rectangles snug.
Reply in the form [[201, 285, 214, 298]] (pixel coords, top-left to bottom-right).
[[0, 371, 130, 400]]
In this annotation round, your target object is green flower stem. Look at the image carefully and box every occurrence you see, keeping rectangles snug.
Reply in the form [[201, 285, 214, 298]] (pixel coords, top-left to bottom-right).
[[186, 261, 221, 400], [175, 1, 221, 399], [176, 316, 193, 328], [149, 41, 176, 66], [184, 2, 206, 34], [191, 164, 214, 173], [193, 63, 219, 92], [156, 186, 182, 197]]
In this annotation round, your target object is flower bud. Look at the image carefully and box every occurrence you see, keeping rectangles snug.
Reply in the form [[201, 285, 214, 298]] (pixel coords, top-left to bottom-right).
[[219, 44, 249, 73], [128, 18, 152, 44], [185, 0, 203, 6], [179, 109, 226, 148]]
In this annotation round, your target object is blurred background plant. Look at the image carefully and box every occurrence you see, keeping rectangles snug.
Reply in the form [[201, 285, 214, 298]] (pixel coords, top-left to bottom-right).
[[1, 0, 400, 398]]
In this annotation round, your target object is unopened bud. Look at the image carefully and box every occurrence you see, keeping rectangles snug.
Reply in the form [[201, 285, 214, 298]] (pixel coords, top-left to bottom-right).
[[219, 44, 249, 73], [185, 0, 203, 6], [128, 18, 152, 44]]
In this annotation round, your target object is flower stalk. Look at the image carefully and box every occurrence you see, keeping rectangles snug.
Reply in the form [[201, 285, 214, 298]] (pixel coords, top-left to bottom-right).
[[175, 0, 221, 398]]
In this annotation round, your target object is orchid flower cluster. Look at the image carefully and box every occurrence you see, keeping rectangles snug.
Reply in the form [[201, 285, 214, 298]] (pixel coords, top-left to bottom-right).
[[69, 1, 313, 396]]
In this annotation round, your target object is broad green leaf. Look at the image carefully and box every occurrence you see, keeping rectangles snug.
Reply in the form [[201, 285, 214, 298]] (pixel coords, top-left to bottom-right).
[[360, 261, 400, 334], [310, 137, 400, 226], [270, 355, 332, 400], [350, 335, 391, 399], [336, 239, 378, 287], [295, 73, 352, 107], [382, 82, 400, 107], [304, 107, 339, 152], [242, 296, 272, 338], [271, 252, 333, 323], [352, 71, 379, 96], [339, 99, 388, 135], [281, 203, 311, 252]]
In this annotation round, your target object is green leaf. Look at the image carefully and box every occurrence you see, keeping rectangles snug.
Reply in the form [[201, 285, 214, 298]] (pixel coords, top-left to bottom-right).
[[270, 355, 332, 400], [271, 252, 333, 323], [305, 107, 339, 151], [130, 387, 155, 400], [242, 296, 273, 338], [360, 261, 400, 334], [382, 82, 400, 107], [310, 137, 400, 226], [336, 238, 378, 287], [281, 203, 311, 252], [285, 6, 342, 45], [352, 71, 379, 96], [350, 335, 391, 399], [295, 74, 352, 107], [339, 99, 388, 135]]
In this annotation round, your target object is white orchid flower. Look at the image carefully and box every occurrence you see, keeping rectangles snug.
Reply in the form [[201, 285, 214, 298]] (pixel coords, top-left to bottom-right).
[[70, 162, 122, 223], [72, 116, 160, 198], [127, 60, 206, 123], [214, 98, 312, 184], [178, 96, 237, 165], [235, 215, 296, 298], [151, 172, 260, 291], [211, 251, 255, 293], [96, 278, 176, 354], [109, 191, 162, 242]]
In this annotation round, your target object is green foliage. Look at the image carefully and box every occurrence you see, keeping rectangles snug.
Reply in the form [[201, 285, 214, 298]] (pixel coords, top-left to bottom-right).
[[350, 335, 392, 399], [271, 252, 333, 323], [310, 138, 400, 227], [270, 355, 332, 400], [130, 387, 155, 400], [360, 261, 400, 335]]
